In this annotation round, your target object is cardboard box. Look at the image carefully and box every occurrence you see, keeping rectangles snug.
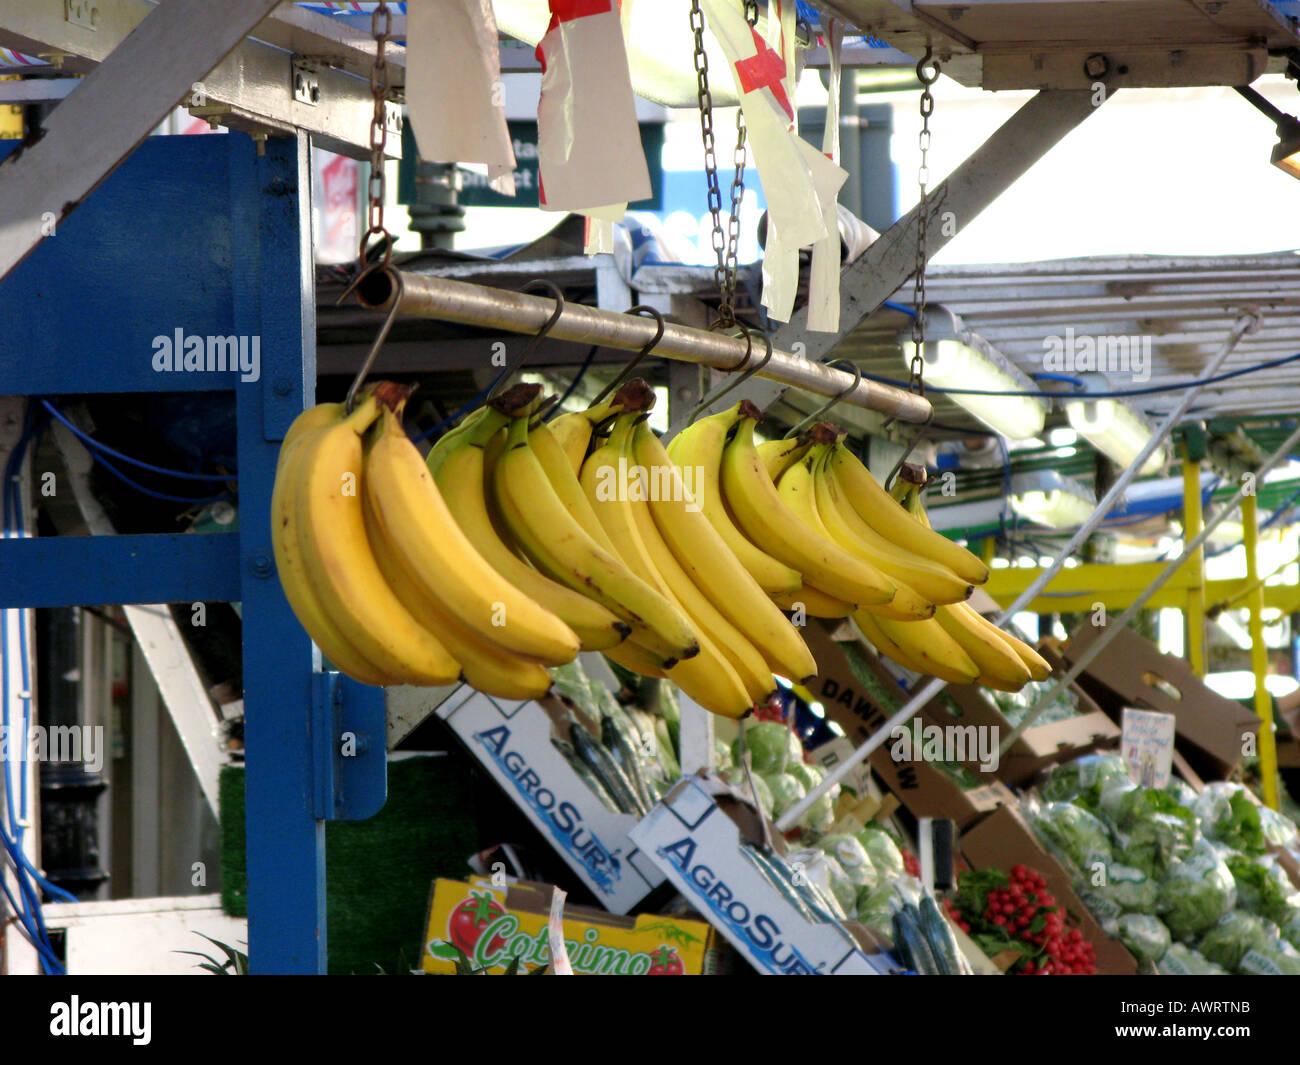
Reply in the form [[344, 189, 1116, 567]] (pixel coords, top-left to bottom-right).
[[436, 687, 664, 913], [421, 877, 717, 974], [630, 776, 892, 974], [960, 805, 1139, 975], [1062, 623, 1261, 779], [802, 622, 1016, 828]]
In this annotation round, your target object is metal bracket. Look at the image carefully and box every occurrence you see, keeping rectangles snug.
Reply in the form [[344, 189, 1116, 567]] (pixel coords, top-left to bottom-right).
[[311, 672, 388, 822], [291, 57, 320, 107]]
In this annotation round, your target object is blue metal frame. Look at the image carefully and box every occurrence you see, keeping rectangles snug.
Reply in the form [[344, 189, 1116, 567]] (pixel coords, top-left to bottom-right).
[[0, 131, 385, 974]]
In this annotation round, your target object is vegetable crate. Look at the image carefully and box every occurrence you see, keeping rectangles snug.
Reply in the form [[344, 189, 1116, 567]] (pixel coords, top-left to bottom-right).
[[435, 688, 666, 913]]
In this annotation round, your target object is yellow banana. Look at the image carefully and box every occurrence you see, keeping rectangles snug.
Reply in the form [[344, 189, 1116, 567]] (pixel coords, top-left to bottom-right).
[[855, 610, 979, 685], [363, 494, 552, 700], [618, 419, 777, 704], [815, 448, 973, 606], [424, 405, 495, 473], [632, 419, 816, 683], [774, 584, 856, 619], [828, 443, 989, 585], [546, 395, 624, 475], [992, 624, 1054, 682], [758, 436, 811, 480], [529, 418, 619, 556], [667, 406, 801, 597], [294, 394, 461, 686], [602, 640, 669, 680], [934, 602, 1032, 691], [582, 418, 752, 718], [272, 404, 394, 686], [365, 403, 579, 665], [720, 409, 894, 607], [431, 413, 631, 652], [492, 414, 699, 663]]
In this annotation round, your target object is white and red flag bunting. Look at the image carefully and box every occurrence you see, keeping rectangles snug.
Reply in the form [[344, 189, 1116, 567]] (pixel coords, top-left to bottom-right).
[[405, 0, 517, 196], [536, 0, 651, 217]]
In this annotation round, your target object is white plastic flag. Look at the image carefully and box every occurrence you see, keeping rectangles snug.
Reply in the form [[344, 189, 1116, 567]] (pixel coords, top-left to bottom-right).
[[536, 0, 651, 214], [406, 0, 516, 196], [807, 18, 848, 332]]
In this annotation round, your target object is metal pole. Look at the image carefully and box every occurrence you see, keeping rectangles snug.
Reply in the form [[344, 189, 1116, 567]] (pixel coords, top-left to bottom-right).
[[1244, 493, 1281, 809], [998, 422, 1300, 755], [1183, 456, 1207, 676], [357, 269, 934, 424], [775, 313, 1258, 832]]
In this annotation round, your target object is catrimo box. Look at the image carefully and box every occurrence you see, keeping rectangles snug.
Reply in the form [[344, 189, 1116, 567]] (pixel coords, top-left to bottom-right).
[[436, 687, 665, 913], [630, 776, 891, 975], [421, 877, 716, 975]]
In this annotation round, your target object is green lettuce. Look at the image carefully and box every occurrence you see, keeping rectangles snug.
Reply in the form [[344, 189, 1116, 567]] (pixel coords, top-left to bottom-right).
[[1226, 854, 1300, 924], [1194, 783, 1266, 855], [1117, 914, 1171, 964], [818, 834, 879, 892], [1158, 842, 1236, 940], [1028, 802, 1113, 877], [856, 824, 906, 881], [1040, 753, 1129, 809], [1157, 944, 1228, 975], [1103, 785, 1198, 876], [1197, 912, 1277, 972]]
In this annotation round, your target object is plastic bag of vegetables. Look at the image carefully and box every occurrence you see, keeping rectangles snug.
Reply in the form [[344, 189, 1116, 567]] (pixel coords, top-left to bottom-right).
[[818, 834, 880, 895], [1158, 841, 1237, 940], [1225, 853, 1300, 924], [761, 771, 807, 819], [1196, 911, 1279, 971], [1238, 942, 1300, 975], [1259, 804, 1300, 849], [1156, 943, 1228, 975], [1040, 753, 1130, 808], [1077, 862, 1160, 923], [1026, 801, 1113, 877], [721, 765, 774, 818], [1117, 913, 1171, 964], [856, 824, 906, 882], [1193, 782, 1266, 855], [1100, 784, 1198, 876], [785, 847, 855, 918], [1164, 777, 1199, 808], [735, 721, 792, 776], [786, 761, 837, 833]]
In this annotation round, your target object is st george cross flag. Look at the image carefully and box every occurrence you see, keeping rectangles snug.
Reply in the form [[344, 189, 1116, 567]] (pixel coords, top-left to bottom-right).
[[536, 0, 651, 214], [700, 0, 825, 251], [405, 0, 517, 196]]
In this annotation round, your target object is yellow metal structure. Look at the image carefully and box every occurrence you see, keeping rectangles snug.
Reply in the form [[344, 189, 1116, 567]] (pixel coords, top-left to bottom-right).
[[1183, 458, 1207, 676], [1243, 493, 1280, 810]]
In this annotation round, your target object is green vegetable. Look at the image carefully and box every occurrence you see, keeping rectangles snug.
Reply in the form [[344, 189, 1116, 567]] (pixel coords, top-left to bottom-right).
[[818, 834, 879, 892], [919, 892, 964, 975], [1259, 805, 1300, 849], [855, 825, 906, 881], [1027, 802, 1113, 877], [1102, 785, 1198, 876], [1158, 842, 1237, 941], [787, 847, 855, 916], [1238, 944, 1300, 975], [893, 908, 940, 975], [653, 717, 680, 780], [1197, 911, 1277, 971], [1079, 862, 1160, 920], [721, 766, 774, 818], [1279, 908, 1300, 951], [736, 721, 791, 775], [761, 772, 807, 818], [786, 728, 806, 767], [712, 737, 734, 772], [1157, 944, 1228, 975], [1164, 777, 1198, 808], [1040, 753, 1129, 808], [1117, 914, 1171, 964], [1194, 783, 1266, 855], [1225, 855, 1299, 924], [787, 762, 836, 832]]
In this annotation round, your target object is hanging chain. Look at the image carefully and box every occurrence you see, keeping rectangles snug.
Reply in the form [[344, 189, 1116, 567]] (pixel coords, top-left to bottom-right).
[[360, 0, 394, 268], [689, 0, 758, 327], [909, 47, 940, 395]]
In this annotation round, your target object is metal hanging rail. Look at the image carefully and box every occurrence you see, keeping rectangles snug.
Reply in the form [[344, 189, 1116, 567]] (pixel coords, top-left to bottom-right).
[[353, 269, 934, 424]]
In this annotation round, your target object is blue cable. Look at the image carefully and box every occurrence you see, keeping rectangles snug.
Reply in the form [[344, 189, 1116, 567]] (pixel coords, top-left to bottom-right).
[[41, 400, 235, 482], [1032, 372, 1085, 387], [88, 451, 233, 505]]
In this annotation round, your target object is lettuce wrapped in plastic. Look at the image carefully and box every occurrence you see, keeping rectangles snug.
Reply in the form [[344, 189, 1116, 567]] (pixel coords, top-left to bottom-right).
[[1117, 914, 1171, 964], [1194, 782, 1266, 855], [737, 722, 792, 776], [1259, 805, 1300, 849], [1102, 785, 1198, 876], [1280, 908, 1300, 951], [1164, 777, 1199, 808], [1078, 862, 1160, 922], [785, 847, 853, 918], [818, 834, 879, 893], [786, 762, 837, 832], [1040, 753, 1130, 808], [1027, 801, 1113, 877], [1226, 854, 1300, 924], [1238, 943, 1300, 975], [1158, 842, 1236, 940], [760, 772, 806, 819], [856, 824, 906, 882], [1157, 943, 1228, 975], [1197, 911, 1277, 971]]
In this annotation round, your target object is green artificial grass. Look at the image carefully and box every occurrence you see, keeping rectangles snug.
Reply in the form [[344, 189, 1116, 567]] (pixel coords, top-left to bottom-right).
[[219, 753, 478, 974]]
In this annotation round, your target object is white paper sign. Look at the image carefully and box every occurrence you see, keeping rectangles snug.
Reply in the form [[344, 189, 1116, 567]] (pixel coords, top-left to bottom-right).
[[1120, 707, 1176, 788]]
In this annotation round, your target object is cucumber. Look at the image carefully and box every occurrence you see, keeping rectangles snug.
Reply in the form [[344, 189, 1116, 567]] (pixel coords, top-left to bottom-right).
[[569, 715, 645, 815], [918, 893, 963, 976], [743, 846, 822, 923], [654, 717, 681, 780], [551, 738, 621, 813], [893, 909, 940, 975], [601, 711, 655, 811]]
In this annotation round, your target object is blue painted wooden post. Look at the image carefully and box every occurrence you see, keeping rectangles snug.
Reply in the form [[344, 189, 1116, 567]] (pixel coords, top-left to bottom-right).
[[233, 133, 327, 974]]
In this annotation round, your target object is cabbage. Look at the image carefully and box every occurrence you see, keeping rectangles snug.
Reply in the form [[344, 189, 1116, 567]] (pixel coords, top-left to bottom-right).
[[1158, 842, 1236, 940], [1079, 862, 1160, 921], [1197, 912, 1277, 971], [818, 834, 879, 892], [1117, 914, 1171, 964], [856, 825, 906, 881], [1194, 782, 1266, 855], [1103, 786, 1198, 876], [761, 772, 806, 818], [737, 722, 792, 775], [787, 762, 837, 831], [1041, 753, 1130, 808], [1157, 944, 1228, 975], [786, 728, 806, 768], [855, 886, 895, 936], [1028, 802, 1113, 877], [1226, 854, 1300, 924], [721, 766, 774, 817], [786, 847, 854, 917]]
